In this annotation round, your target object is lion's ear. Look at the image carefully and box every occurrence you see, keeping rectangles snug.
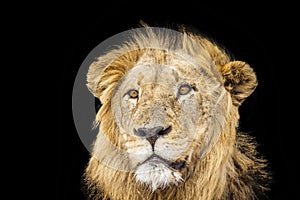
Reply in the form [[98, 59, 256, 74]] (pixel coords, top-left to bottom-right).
[[86, 56, 116, 100], [219, 61, 258, 106], [86, 60, 105, 98], [86, 52, 137, 102]]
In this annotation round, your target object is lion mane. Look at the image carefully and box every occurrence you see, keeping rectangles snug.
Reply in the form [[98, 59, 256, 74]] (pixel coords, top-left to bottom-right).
[[84, 25, 270, 200]]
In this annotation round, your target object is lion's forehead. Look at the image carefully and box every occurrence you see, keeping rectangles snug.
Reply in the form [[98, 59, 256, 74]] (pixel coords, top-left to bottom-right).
[[125, 64, 179, 88], [115, 64, 206, 94]]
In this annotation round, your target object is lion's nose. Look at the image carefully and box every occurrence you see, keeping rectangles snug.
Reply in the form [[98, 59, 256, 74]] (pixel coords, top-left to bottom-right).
[[134, 126, 172, 150]]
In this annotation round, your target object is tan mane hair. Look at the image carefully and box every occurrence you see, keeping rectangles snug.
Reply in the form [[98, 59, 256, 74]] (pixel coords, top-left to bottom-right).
[[84, 25, 270, 200]]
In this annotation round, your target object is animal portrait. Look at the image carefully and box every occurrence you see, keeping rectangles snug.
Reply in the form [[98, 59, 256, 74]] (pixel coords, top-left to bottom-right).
[[84, 24, 270, 200]]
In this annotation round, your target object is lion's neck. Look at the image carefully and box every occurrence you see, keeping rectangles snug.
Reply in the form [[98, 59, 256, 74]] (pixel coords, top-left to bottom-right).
[[85, 133, 269, 200], [85, 152, 228, 200]]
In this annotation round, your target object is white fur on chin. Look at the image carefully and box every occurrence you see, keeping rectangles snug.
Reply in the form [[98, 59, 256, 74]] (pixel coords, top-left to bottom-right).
[[134, 162, 183, 192]]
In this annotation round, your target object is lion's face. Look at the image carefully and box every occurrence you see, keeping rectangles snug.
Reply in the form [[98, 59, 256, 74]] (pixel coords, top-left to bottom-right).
[[85, 27, 262, 199], [111, 54, 228, 190]]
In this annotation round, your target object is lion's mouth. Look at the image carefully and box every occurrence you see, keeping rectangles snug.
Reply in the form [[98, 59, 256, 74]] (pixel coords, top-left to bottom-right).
[[143, 154, 186, 170]]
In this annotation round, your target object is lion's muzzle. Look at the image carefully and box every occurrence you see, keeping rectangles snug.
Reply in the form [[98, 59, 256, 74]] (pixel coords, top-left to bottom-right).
[[134, 126, 172, 150]]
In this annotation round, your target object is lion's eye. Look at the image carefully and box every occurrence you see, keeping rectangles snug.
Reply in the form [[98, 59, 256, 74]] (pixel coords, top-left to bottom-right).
[[128, 89, 139, 99], [179, 84, 192, 95]]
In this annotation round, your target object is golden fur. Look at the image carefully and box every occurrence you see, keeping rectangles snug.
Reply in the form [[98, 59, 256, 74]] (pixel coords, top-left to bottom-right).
[[84, 25, 270, 200]]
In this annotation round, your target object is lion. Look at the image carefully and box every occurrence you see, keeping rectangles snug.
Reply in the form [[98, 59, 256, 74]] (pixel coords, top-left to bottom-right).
[[84, 25, 270, 200]]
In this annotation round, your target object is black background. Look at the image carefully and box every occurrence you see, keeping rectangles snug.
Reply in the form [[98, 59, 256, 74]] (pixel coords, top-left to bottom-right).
[[58, 3, 293, 200]]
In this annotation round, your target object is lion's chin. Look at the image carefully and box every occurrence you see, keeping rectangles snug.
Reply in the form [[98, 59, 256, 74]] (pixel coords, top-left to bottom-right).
[[134, 161, 183, 192]]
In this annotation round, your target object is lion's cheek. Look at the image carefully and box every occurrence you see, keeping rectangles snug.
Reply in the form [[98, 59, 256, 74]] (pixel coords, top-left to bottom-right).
[[179, 99, 203, 134]]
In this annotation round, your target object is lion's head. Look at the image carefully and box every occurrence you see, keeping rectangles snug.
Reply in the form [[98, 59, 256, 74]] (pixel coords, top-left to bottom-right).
[[84, 26, 269, 200]]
